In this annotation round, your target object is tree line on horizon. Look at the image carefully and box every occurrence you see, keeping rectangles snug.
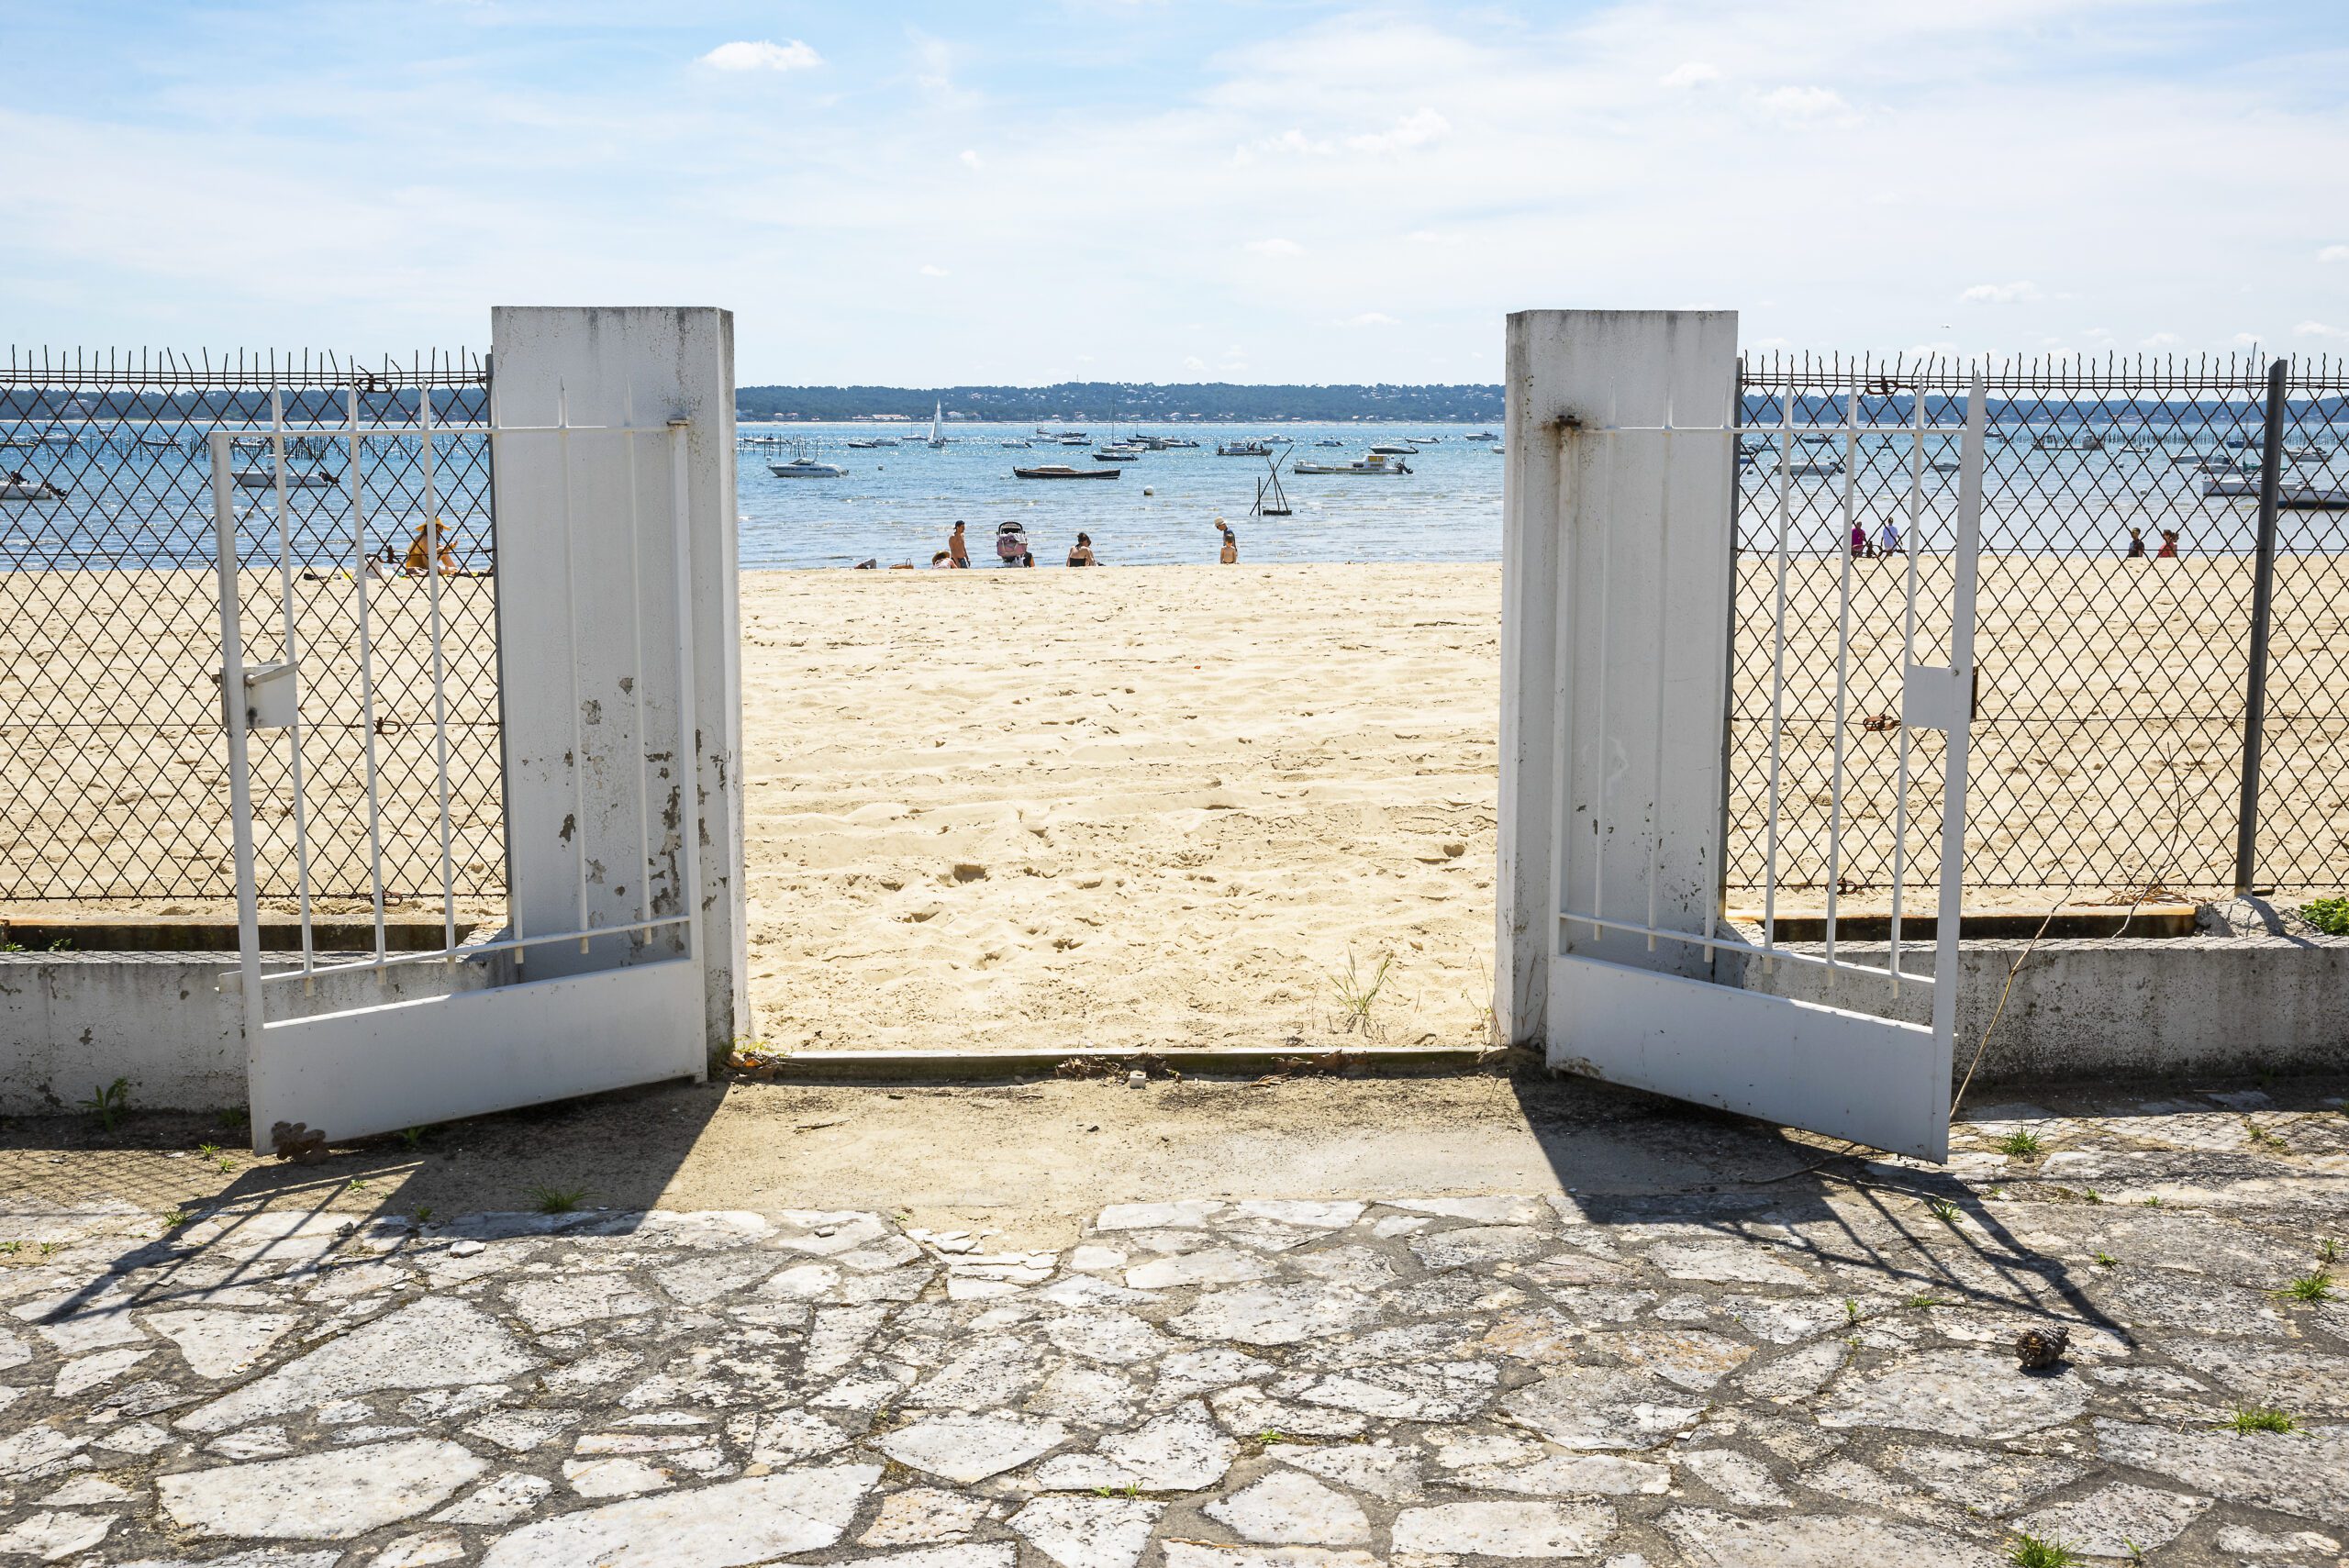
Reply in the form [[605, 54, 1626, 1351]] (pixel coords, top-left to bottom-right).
[[731, 381, 1507, 423]]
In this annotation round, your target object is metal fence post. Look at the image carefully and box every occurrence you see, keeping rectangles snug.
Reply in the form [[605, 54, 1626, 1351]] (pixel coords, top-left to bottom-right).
[[2233, 356, 2288, 895]]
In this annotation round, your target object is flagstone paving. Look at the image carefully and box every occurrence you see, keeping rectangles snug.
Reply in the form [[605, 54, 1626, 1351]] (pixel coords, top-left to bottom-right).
[[1, 1093, 2346, 1565]]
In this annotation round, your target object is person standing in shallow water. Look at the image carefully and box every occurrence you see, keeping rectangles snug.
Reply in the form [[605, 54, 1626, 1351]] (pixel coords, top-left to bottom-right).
[[2127, 528, 2147, 558], [1217, 519, 1239, 564], [947, 520, 969, 568]]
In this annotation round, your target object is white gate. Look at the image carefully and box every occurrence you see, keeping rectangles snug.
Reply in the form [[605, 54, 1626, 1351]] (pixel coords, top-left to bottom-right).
[[1545, 366, 1985, 1162], [206, 392, 708, 1151]]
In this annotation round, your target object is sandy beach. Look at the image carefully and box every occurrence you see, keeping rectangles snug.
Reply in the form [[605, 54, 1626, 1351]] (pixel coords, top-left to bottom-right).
[[740, 563, 1503, 1053]]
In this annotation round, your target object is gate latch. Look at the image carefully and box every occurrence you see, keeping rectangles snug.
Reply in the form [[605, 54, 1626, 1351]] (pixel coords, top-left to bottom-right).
[[226, 661, 299, 729], [1901, 662, 1972, 732]]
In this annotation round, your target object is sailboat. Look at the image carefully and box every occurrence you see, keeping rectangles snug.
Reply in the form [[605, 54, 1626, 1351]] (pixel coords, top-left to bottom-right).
[[926, 401, 946, 449]]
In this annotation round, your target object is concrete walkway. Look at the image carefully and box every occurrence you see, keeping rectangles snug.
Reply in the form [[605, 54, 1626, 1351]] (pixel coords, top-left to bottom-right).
[[1, 1084, 2344, 1565]]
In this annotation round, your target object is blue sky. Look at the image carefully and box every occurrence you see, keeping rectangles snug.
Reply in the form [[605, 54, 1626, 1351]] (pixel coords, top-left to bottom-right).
[[7, 0, 2349, 384]]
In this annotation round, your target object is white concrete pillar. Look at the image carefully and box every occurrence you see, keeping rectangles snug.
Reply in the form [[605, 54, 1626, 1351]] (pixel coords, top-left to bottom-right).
[[487, 306, 748, 1068], [1497, 309, 1739, 1048]]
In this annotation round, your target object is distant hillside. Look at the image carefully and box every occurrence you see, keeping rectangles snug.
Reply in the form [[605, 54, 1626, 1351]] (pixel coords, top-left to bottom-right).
[[734, 381, 1504, 423]]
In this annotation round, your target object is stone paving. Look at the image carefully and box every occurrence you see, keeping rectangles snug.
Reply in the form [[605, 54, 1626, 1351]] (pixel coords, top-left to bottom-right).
[[1, 1092, 2346, 1566]]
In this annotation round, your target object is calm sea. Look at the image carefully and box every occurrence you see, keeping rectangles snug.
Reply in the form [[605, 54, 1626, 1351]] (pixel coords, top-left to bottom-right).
[[737, 421, 1503, 569]]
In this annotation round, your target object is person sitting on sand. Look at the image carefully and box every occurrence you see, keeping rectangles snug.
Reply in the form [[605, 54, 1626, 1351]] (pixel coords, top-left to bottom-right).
[[2127, 528, 2146, 558], [403, 518, 462, 575], [948, 520, 970, 568], [930, 550, 953, 568], [2157, 528, 2179, 559], [1217, 519, 1238, 564], [1067, 531, 1095, 566]]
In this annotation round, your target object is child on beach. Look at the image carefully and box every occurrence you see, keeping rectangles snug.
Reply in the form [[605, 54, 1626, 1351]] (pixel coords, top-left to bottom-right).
[[2157, 529, 2179, 559], [2127, 528, 2147, 558], [1218, 519, 1238, 564]]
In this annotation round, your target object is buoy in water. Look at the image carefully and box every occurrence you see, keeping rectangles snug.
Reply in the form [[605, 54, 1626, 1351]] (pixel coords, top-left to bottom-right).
[[1142, 487, 1154, 495]]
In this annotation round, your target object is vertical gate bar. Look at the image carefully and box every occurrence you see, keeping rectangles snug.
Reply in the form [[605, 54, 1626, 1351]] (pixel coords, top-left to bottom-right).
[[1888, 377, 1927, 994], [623, 397, 654, 933], [418, 384, 458, 955], [1823, 385, 1860, 980], [2234, 355, 2288, 895], [266, 387, 317, 984], [1933, 369, 1987, 1054], [346, 385, 388, 972], [1707, 364, 1742, 965], [1761, 378, 1795, 967], [210, 432, 267, 1150], [557, 389, 591, 951], [1644, 396, 1675, 951], [669, 423, 707, 1059], [1589, 391, 1617, 938], [485, 371, 522, 967]]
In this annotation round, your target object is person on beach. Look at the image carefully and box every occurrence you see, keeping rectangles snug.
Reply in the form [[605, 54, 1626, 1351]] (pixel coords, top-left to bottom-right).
[[2127, 528, 2147, 558], [930, 550, 953, 568], [996, 521, 1033, 567], [1218, 519, 1239, 564], [1066, 531, 1095, 566], [948, 520, 970, 568], [403, 518, 462, 575], [2157, 529, 2179, 559], [1850, 521, 1868, 559], [1876, 518, 1900, 558]]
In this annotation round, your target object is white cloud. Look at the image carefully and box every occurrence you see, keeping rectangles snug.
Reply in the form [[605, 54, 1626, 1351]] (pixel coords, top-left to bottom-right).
[[919, 263, 949, 277], [1337, 312, 1400, 327], [1960, 281, 2043, 305], [1182, 355, 1205, 372], [1244, 237, 1303, 257], [959, 149, 983, 170], [1407, 229, 1465, 246], [2293, 320, 2349, 340], [2140, 331, 2180, 348], [2321, 245, 2349, 263], [1753, 85, 1853, 122], [698, 39, 820, 72], [1345, 108, 1450, 154], [1659, 61, 1720, 89]]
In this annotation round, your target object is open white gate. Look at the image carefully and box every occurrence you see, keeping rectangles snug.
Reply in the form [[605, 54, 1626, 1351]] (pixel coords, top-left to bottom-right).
[[207, 392, 708, 1151], [1512, 333, 1986, 1162]]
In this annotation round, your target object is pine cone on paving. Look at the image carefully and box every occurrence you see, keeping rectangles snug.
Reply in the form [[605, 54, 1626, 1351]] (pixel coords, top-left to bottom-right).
[[2016, 1323, 2071, 1370]]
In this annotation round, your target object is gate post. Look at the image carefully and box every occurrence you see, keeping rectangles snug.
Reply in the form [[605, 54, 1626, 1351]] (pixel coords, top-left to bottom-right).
[[1496, 309, 1739, 1048], [488, 306, 750, 1069]]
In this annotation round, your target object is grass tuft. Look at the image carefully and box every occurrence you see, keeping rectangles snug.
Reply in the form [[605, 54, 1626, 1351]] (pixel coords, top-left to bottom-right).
[[80, 1076, 129, 1132], [529, 1184, 589, 1215], [1326, 951, 1395, 1036], [2008, 1533, 2084, 1568], [2277, 1270, 2334, 1303], [2223, 1403, 2298, 1434], [1997, 1129, 2044, 1159]]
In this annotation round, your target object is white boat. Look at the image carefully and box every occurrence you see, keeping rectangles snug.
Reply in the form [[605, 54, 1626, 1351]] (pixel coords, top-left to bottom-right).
[[1490, 445, 1505, 454], [1218, 440, 1272, 457], [1000, 439, 1032, 448], [1293, 452, 1412, 475], [926, 401, 947, 449], [770, 441, 847, 478], [1367, 442, 1418, 456], [231, 469, 341, 490], [844, 438, 897, 449], [2206, 477, 2349, 508], [1092, 446, 1143, 462], [1314, 439, 1345, 448], [1157, 437, 1200, 448], [0, 476, 67, 501], [1782, 460, 1843, 479], [1467, 431, 1498, 441]]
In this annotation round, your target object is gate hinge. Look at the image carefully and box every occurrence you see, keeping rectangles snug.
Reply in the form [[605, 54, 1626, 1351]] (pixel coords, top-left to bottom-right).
[[219, 661, 299, 729]]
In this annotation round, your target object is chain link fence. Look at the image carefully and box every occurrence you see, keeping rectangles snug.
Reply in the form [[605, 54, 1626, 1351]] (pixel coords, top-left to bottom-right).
[[1730, 350, 2349, 903], [0, 348, 501, 908]]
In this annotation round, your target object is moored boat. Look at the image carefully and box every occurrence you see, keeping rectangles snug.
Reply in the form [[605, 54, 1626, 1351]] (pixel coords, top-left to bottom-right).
[[1293, 452, 1412, 475], [1014, 464, 1120, 480]]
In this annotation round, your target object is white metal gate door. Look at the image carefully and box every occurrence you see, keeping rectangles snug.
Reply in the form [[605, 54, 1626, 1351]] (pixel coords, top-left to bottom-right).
[[207, 392, 707, 1151], [1553, 370, 1986, 1162]]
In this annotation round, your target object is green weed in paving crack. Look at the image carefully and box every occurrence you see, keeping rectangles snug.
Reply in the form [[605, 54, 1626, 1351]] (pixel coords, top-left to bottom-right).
[[2008, 1532, 2084, 1568], [529, 1184, 590, 1214], [1929, 1198, 1964, 1225], [80, 1076, 128, 1131], [1997, 1129, 2044, 1159], [2277, 1270, 2334, 1303], [2093, 1251, 2120, 1267], [2224, 1403, 2298, 1434]]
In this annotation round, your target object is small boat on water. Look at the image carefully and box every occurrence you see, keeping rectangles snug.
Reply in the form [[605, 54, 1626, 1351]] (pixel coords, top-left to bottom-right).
[[1467, 431, 1498, 442], [1782, 460, 1843, 479], [770, 441, 847, 478], [1490, 445, 1504, 454], [2206, 477, 2349, 508], [1157, 437, 1200, 448], [1092, 447, 1144, 462], [1014, 464, 1119, 480], [1367, 442, 1418, 456], [1218, 439, 1273, 457], [1000, 439, 1032, 448], [844, 438, 897, 449], [232, 469, 341, 489], [2033, 433, 2104, 450], [1314, 438, 1345, 448], [0, 475, 67, 501], [1293, 453, 1412, 475], [926, 402, 947, 449], [1059, 435, 1089, 446]]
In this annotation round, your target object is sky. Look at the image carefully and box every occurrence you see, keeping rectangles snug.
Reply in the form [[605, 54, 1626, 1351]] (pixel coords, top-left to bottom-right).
[[7, 0, 2349, 385]]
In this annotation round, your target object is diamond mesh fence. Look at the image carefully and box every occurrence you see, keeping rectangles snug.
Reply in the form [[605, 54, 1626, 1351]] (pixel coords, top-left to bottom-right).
[[0, 348, 500, 909], [1731, 351, 2349, 905]]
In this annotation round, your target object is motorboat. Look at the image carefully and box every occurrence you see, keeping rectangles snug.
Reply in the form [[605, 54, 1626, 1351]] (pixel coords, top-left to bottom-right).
[[1218, 439, 1273, 457], [1014, 464, 1120, 480], [1157, 437, 1200, 448], [844, 438, 898, 449], [1059, 435, 1090, 445], [1000, 439, 1032, 448], [1314, 439, 1345, 448], [2207, 477, 2349, 508], [1367, 442, 1418, 456], [231, 468, 342, 489], [1292, 452, 1412, 475], [1782, 460, 1843, 479], [1490, 445, 1505, 454], [1408, 435, 1442, 443], [770, 442, 847, 478], [0, 475, 67, 501], [1092, 446, 1144, 462], [1467, 431, 1498, 442]]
